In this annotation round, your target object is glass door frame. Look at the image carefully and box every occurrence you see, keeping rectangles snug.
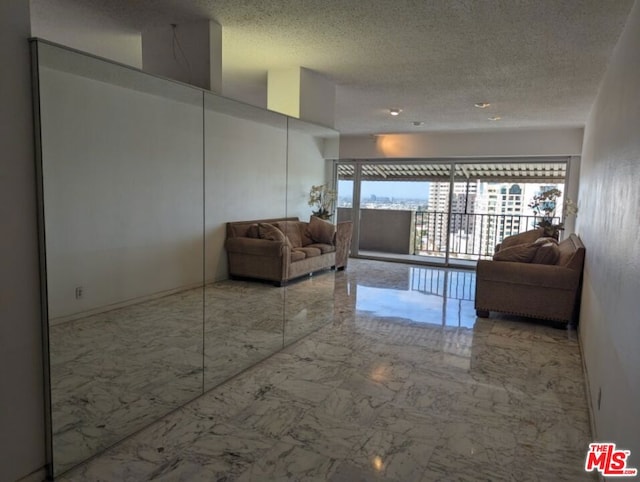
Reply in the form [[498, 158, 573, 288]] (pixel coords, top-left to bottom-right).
[[333, 158, 570, 268]]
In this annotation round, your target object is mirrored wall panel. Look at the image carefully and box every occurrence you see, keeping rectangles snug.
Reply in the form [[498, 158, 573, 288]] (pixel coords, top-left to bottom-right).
[[203, 93, 287, 391], [33, 39, 340, 478], [284, 119, 340, 345], [34, 42, 205, 476]]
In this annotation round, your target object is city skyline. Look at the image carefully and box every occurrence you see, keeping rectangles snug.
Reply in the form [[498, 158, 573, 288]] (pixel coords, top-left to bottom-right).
[[338, 180, 566, 217], [338, 180, 430, 201]]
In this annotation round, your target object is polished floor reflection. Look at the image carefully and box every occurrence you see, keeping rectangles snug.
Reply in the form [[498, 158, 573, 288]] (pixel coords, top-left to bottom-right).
[[204, 273, 335, 390], [50, 271, 335, 475], [59, 259, 593, 481], [49, 288, 204, 475]]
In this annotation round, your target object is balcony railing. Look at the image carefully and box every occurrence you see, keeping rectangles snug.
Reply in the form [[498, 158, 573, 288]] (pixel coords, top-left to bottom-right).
[[409, 266, 476, 301], [414, 211, 561, 260], [337, 207, 562, 263]]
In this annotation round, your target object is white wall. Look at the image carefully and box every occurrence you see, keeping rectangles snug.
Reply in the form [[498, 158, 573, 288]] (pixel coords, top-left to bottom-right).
[[286, 130, 332, 221], [30, 0, 142, 68], [0, 2, 46, 481], [39, 63, 204, 319], [203, 103, 334, 282], [222, 72, 268, 110], [204, 101, 288, 282], [142, 20, 222, 92], [578, 0, 640, 459], [339, 127, 583, 159]]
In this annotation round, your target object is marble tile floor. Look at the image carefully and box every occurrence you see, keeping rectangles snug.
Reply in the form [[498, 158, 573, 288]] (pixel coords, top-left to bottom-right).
[[59, 259, 595, 481], [49, 271, 335, 475]]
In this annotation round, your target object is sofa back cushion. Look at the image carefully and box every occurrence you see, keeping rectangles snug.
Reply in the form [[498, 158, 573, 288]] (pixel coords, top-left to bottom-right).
[[258, 223, 293, 250], [245, 224, 260, 238], [492, 243, 539, 262], [499, 228, 544, 250], [299, 222, 314, 246], [531, 242, 560, 265], [274, 221, 303, 247], [229, 223, 257, 238], [307, 216, 335, 245], [227, 217, 299, 239]]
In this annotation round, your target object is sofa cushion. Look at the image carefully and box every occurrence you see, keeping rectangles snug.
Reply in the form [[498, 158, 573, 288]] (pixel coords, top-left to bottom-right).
[[230, 223, 256, 238], [493, 243, 538, 263], [258, 223, 287, 243], [306, 243, 335, 254], [534, 236, 559, 246], [557, 239, 578, 268], [499, 229, 544, 250], [307, 216, 335, 245], [294, 247, 322, 258], [299, 223, 314, 246], [290, 250, 306, 262], [245, 223, 260, 239], [531, 242, 560, 265], [274, 221, 303, 248]]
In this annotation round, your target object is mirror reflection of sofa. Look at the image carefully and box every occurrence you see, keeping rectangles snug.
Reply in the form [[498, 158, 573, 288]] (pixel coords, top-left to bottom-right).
[[475, 229, 586, 325], [225, 217, 353, 286]]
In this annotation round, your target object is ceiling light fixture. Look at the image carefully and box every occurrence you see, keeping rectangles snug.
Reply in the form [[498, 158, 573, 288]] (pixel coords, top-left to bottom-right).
[[475, 102, 491, 109], [488, 115, 502, 121], [389, 108, 402, 116]]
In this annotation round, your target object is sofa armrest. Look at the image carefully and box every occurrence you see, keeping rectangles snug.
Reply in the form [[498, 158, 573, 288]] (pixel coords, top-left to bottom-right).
[[335, 221, 353, 269], [476, 260, 580, 290], [225, 237, 286, 257]]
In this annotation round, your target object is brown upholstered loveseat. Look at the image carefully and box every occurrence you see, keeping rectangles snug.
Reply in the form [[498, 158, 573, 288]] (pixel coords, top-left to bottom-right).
[[475, 231, 585, 325], [225, 217, 353, 286]]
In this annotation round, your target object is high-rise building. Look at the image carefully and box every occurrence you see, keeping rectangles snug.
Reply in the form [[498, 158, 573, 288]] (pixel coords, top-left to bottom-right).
[[425, 180, 479, 253]]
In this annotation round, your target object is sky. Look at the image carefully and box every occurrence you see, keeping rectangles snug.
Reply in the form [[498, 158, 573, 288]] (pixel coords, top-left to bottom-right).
[[338, 181, 430, 200]]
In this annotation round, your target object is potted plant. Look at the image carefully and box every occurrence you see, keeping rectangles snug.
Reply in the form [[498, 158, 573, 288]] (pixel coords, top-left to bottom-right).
[[528, 187, 564, 238], [308, 184, 336, 220]]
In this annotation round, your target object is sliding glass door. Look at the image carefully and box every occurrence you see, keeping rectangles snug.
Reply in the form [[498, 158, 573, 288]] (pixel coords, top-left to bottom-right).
[[336, 160, 568, 266]]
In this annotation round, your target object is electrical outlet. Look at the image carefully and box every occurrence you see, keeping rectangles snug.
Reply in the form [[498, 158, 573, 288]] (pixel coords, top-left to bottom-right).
[[75, 286, 83, 299], [597, 387, 602, 410]]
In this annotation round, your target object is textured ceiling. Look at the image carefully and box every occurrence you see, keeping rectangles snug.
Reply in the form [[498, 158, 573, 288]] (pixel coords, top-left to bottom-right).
[[45, 0, 634, 134]]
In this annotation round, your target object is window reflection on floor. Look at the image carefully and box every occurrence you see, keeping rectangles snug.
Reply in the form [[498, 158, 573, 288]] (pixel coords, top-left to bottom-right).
[[355, 266, 477, 328]]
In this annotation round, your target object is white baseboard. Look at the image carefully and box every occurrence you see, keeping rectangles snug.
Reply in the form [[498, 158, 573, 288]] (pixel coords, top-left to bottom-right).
[[578, 326, 605, 482], [49, 282, 205, 327]]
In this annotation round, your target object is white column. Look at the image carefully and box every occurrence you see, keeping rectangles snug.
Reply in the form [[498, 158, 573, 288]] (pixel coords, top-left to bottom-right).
[[268, 67, 335, 128], [142, 19, 222, 92]]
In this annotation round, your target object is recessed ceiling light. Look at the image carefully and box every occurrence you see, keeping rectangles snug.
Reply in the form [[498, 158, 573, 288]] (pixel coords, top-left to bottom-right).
[[475, 102, 491, 109], [488, 115, 502, 121], [412, 121, 424, 126], [389, 108, 402, 116]]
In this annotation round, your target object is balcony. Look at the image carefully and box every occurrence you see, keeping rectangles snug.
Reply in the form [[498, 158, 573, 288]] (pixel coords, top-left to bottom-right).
[[339, 207, 561, 267]]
